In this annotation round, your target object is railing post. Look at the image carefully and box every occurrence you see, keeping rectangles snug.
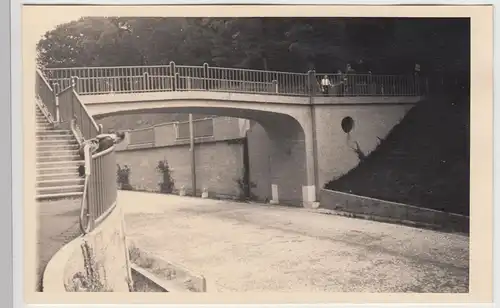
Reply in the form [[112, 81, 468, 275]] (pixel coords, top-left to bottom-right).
[[272, 80, 278, 94], [143, 72, 150, 91], [174, 73, 180, 91], [71, 76, 79, 93], [307, 70, 316, 98], [169, 61, 176, 91], [52, 83, 60, 123], [69, 78, 76, 120], [203, 63, 209, 91]]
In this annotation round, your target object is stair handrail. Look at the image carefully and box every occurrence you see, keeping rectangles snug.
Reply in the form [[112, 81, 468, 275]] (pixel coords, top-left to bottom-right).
[[36, 69, 58, 122], [36, 68, 54, 92], [71, 85, 101, 137], [90, 144, 117, 227], [79, 142, 92, 234], [56, 77, 102, 141]]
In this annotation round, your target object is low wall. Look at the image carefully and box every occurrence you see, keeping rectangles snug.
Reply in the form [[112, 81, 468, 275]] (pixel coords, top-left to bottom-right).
[[116, 140, 245, 198], [319, 189, 469, 233], [129, 244, 207, 292], [43, 202, 132, 292]]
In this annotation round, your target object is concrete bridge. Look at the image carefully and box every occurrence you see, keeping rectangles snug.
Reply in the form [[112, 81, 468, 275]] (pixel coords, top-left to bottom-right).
[[42, 62, 426, 207]]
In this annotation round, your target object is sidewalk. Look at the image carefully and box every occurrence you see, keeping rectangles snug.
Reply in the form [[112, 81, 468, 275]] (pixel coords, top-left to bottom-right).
[[36, 197, 82, 291]]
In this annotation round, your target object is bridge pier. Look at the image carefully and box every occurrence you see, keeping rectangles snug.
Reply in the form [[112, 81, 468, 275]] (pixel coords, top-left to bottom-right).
[[302, 111, 320, 209]]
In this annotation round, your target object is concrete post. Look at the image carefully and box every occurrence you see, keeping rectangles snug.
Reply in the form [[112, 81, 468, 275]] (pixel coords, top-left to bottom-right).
[[189, 114, 197, 196], [304, 73, 320, 208], [302, 113, 320, 208]]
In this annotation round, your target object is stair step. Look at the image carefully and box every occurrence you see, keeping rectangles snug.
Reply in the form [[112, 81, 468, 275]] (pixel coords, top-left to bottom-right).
[[37, 160, 84, 166], [37, 149, 79, 157], [36, 130, 72, 136], [37, 184, 84, 195], [36, 155, 81, 163], [37, 172, 81, 181], [37, 139, 78, 145], [36, 191, 84, 200], [36, 134, 74, 141], [37, 144, 80, 151], [37, 178, 84, 188], [37, 165, 81, 175]]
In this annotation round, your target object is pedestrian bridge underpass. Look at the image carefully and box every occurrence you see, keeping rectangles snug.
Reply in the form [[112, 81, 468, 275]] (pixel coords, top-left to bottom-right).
[[37, 62, 426, 207]]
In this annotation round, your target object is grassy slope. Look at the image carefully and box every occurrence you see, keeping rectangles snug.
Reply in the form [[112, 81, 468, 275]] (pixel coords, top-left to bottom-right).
[[325, 91, 470, 216]]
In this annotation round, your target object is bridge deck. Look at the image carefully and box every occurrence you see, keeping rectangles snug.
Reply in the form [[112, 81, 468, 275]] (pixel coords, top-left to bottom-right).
[[78, 91, 423, 106]]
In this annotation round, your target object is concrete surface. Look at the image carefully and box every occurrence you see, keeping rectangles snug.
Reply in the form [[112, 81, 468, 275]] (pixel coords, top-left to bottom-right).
[[122, 191, 469, 293], [36, 198, 82, 291]]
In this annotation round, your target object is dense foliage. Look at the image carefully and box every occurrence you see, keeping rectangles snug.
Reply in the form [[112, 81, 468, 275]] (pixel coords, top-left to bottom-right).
[[37, 17, 469, 76]]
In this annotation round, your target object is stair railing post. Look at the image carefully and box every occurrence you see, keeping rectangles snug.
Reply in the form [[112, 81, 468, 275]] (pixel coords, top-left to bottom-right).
[[70, 76, 78, 120], [52, 82, 60, 123]]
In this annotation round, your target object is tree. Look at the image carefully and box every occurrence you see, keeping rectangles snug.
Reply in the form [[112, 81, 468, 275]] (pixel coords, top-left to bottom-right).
[[37, 17, 469, 77]]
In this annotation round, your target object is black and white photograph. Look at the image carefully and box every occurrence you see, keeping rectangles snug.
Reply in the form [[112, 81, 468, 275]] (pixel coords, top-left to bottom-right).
[[23, 4, 492, 301]]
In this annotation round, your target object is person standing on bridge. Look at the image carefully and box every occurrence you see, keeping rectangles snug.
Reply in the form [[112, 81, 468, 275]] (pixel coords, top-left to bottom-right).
[[321, 75, 332, 95]]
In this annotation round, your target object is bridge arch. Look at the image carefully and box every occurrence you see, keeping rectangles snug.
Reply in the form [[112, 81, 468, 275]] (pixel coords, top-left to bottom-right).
[[90, 103, 317, 206]]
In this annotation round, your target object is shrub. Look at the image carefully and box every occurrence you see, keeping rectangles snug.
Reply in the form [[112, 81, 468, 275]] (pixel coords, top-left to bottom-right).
[[156, 159, 175, 194], [235, 176, 257, 201], [117, 164, 133, 190], [66, 241, 112, 292]]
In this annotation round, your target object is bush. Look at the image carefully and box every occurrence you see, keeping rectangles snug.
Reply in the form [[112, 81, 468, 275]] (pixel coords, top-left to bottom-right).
[[156, 159, 175, 194], [117, 164, 133, 190], [66, 241, 112, 292], [235, 176, 257, 201]]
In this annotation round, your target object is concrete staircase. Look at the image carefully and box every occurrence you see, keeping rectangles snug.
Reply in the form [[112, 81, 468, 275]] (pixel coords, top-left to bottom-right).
[[36, 105, 85, 200]]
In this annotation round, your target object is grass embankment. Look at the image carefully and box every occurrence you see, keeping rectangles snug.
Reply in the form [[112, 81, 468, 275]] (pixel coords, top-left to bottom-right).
[[325, 92, 470, 216]]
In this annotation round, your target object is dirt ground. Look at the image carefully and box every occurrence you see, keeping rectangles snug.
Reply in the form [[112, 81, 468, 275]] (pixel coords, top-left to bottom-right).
[[122, 191, 469, 293]]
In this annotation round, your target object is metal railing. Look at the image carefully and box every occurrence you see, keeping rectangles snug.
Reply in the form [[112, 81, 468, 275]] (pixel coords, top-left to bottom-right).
[[127, 117, 216, 148], [35, 69, 118, 234], [175, 117, 214, 140], [56, 83, 100, 140], [42, 62, 426, 97], [36, 69, 58, 121], [314, 73, 424, 97], [89, 146, 118, 227], [129, 126, 155, 146]]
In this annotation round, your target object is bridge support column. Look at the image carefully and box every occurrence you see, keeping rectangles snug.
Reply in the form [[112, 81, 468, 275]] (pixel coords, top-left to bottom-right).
[[301, 112, 319, 209]]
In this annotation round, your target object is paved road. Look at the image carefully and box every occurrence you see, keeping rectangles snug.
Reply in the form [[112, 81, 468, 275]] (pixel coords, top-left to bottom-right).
[[122, 191, 469, 293], [37, 198, 82, 291]]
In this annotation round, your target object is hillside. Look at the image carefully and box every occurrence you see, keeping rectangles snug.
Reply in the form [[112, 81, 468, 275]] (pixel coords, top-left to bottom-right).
[[325, 90, 470, 216]]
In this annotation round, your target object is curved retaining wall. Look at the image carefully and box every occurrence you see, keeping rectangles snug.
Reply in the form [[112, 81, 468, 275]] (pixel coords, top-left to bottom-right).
[[42, 202, 131, 292]]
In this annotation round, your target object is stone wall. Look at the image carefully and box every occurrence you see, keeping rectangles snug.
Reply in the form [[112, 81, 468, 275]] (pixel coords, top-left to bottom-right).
[[114, 117, 247, 198], [116, 141, 245, 198]]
